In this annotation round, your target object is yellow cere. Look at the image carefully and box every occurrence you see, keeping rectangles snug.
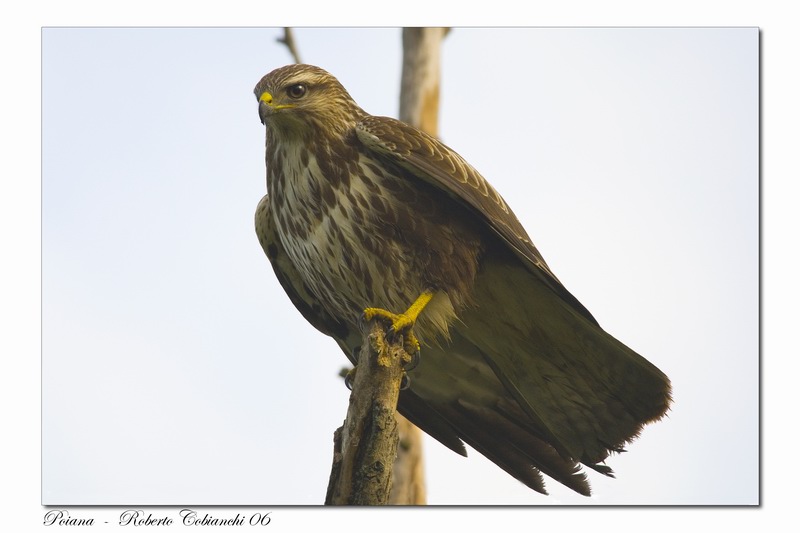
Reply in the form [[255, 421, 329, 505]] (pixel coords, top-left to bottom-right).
[[259, 91, 296, 110]]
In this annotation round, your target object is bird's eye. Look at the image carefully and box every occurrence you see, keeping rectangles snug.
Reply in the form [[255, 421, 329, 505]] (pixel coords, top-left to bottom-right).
[[286, 84, 307, 99]]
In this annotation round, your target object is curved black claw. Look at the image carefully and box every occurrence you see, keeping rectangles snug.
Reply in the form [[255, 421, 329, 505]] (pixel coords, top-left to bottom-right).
[[344, 367, 357, 391], [400, 372, 411, 390], [357, 310, 369, 333], [403, 348, 420, 372], [386, 323, 400, 342]]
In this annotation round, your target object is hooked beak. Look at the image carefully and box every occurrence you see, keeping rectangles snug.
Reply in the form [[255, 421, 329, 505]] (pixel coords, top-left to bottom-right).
[[258, 91, 295, 125], [258, 99, 271, 125]]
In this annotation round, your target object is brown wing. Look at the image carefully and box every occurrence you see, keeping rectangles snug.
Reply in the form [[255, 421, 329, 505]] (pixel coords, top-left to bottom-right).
[[356, 115, 599, 326], [356, 115, 671, 482]]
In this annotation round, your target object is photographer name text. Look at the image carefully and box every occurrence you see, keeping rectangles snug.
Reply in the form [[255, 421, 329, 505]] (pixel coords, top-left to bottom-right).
[[43, 509, 273, 527]]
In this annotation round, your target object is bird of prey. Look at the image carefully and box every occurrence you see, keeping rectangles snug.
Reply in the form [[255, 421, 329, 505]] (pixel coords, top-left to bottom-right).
[[253, 64, 671, 496]]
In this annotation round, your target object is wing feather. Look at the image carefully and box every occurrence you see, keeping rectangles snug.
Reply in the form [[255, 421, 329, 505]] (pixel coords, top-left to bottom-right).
[[356, 116, 598, 325], [355, 116, 670, 484]]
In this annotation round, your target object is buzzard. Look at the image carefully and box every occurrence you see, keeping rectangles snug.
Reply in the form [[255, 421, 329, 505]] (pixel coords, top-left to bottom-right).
[[254, 64, 671, 496]]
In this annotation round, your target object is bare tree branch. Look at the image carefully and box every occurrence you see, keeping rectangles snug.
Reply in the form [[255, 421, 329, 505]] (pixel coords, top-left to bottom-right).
[[399, 27, 449, 136], [325, 320, 409, 505], [276, 28, 302, 64]]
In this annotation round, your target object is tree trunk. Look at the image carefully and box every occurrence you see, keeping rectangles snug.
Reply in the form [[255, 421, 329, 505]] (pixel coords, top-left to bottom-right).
[[325, 320, 411, 505], [388, 26, 449, 506]]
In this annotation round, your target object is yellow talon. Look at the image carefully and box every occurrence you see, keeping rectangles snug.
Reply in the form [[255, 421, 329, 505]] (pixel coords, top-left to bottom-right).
[[362, 306, 402, 324], [362, 290, 434, 358], [362, 307, 422, 355], [402, 331, 421, 358]]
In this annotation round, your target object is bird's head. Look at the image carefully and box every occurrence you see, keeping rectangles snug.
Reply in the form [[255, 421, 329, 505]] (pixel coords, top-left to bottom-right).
[[254, 64, 364, 140]]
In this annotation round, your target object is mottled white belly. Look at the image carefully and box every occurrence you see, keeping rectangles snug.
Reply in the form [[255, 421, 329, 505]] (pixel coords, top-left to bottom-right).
[[272, 158, 456, 344]]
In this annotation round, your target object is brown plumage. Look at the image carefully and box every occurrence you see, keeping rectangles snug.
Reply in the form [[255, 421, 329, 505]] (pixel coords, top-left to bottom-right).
[[253, 64, 672, 496]]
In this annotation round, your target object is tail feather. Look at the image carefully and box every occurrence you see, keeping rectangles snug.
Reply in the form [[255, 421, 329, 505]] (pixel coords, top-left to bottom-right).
[[455, 257, 672, 465], [444, 402, 549, 495], [455, 398, 592, 496]]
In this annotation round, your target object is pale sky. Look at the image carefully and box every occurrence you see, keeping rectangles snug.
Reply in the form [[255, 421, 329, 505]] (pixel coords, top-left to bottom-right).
[[38, 27, 759, 507]]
